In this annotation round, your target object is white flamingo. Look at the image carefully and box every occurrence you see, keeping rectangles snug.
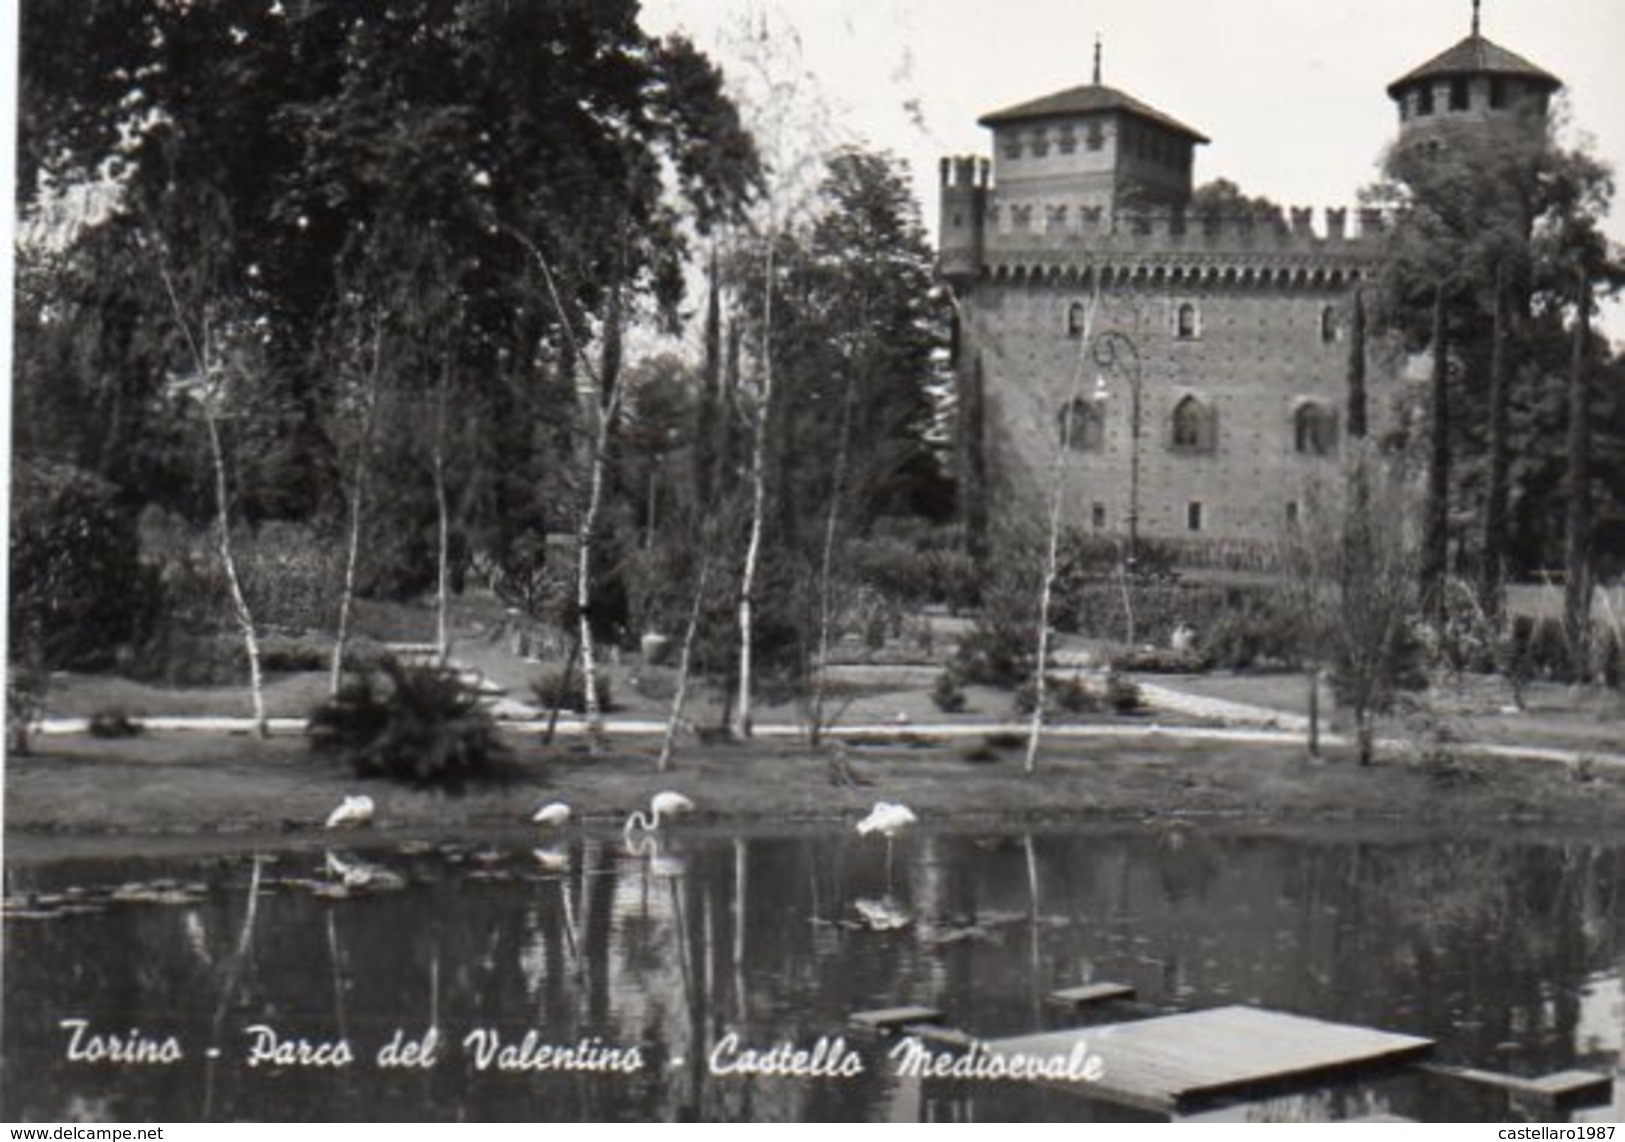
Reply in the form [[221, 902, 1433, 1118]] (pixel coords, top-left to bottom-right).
[[623, 791, 695, 835], [325, 794, 375, 829], [856, 801, 917, 885], [531, 800, 571, 827]]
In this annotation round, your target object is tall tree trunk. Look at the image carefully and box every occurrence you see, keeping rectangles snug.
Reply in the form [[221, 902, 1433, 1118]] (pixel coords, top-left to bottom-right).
[[1306, 667, 1320, 759], [433, 370, 451, 663], [1346, 286, 1367, 441], [543, 632, 580, 746], [1421, 284, 1450, 623], [696, 254, 722, 507], [206, 409, 267, 736], [809, 341, 861, 746], [331, 321, 383, 695], [1563, 267, 1594, 677], [659, 557, 712, 773], [1025, 288, 1099, 775], [1481, 263, 1510, 621], [735, 243, 775, 741], [576, 295, 623, 748], [155, 266, 266, 735]]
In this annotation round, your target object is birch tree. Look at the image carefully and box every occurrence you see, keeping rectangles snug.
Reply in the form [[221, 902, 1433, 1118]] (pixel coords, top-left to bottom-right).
[[153, 256, 268, 736], [1024, 285, 1101, 774]]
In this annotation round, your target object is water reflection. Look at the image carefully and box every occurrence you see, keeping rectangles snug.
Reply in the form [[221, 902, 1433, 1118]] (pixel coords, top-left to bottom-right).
[[3, 825, 1621, 1122]]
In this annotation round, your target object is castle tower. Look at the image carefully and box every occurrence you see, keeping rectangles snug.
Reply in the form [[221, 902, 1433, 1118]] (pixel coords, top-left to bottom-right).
[[939, 48, 1381, 552], [1386, 2, 1561, 148], [975, 41, 1207, 221]]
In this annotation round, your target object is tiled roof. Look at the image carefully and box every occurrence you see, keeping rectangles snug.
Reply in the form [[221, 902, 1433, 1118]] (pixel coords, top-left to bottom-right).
[[1386, 34, 1560, 98], [978, 83, 1209, 143]]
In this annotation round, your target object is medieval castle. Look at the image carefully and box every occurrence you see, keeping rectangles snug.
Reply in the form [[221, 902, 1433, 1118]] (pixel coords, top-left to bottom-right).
[[939, 10, 1560, 553]]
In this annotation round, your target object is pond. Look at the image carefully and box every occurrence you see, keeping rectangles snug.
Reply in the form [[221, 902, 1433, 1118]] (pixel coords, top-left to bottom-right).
[[3, 822, 1622, 1122]]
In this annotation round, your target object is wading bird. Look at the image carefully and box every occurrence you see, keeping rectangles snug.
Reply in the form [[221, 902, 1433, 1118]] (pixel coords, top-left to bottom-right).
[[856, 801, 917, 885], [532, 800, 571, 827], [325, 795, 375, 829], [624, 790, 695, 835]]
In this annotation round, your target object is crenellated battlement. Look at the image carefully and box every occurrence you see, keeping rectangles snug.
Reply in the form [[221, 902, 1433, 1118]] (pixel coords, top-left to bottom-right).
[[979, 201, 1385, 250], [937, 153, 1387, 284]]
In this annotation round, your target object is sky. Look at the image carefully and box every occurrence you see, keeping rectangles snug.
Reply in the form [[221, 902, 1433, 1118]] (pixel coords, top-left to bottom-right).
[[639, 0, 1625, 340]]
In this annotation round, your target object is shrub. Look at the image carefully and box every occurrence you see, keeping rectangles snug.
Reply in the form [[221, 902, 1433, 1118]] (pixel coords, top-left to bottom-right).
[[9, 460, 147, 670], [308, 658, 507, 786], [1105, 672, 1144, 714], [88, 708, 144, 739], [1013, 675, 1098, 716], [1113, 646, 1211, 673], [931, 669, 968, 714], [1518, 615, 1576, 682], [532, 669, 615, 714], [1194, 594, 1300, 670], [1053, 675, 1099, 714], [6, 666, 47, 757]]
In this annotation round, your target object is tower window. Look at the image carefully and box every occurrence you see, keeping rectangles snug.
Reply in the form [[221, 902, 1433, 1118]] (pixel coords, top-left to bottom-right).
[[1002, 133, 1022, 159], [1489, 77, 1507, 109], [1032, 128, 1050, 157], [1091, 502, 1107, 530], [1187, 502, 1204, 532], [1087, 122, 1104, 151], [1286, 501, 1300, 525], [1294, 402, 1338, 456], [1066, 300, 1089, 338], [1059, 125, 1077, 154], [1059, 398, 1104, 452], [1171, 396, 1217, 453], [1319, 305, 1339, 343], [1176, 302, 1200, 340], [1449, 78, 1469, 111], [1417, 85, 1435, 116]]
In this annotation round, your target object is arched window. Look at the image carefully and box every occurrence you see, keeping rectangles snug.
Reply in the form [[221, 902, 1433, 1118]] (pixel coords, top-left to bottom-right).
[[1294, 402, 1338, 455], [1066, 301, 1089, 338], [1058, 398, 1104, 452], [1171, 396, 1215, 453], [1319, 305, 1338, 343], [1176, 302, 1199, 340]]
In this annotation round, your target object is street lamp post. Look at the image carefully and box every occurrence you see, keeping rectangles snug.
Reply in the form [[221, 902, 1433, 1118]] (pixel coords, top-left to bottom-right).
[[1091, 329, 1142, 571]]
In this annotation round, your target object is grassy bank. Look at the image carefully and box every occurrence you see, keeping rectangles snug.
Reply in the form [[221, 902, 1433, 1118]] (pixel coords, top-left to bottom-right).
[[7, 723, 1625, 863]]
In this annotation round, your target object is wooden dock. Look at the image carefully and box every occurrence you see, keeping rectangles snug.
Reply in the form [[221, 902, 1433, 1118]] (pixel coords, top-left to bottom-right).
[[983, 1005, 1434, 1112]]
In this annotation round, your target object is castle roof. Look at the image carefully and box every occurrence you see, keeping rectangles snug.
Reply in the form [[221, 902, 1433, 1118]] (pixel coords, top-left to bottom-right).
[[978, 83, 1209, 144], [1386, 33, 1561, 99]]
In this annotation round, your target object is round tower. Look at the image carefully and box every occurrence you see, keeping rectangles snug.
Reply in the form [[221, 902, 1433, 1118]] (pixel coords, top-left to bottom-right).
[[1386, 3, 1560, 148]]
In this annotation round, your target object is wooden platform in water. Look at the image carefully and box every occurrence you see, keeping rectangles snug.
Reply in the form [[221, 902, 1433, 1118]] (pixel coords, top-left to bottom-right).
[[984, 1005, 1434, 1112]]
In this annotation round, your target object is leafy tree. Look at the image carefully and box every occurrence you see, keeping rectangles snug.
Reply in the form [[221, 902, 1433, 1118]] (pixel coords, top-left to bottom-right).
[[8, 459, 146, 672], [1189, 178, 1282, 219], [17, 0, 760, 620], [1279, 449, 1427, 766], [1364, 115, 1615, 613]]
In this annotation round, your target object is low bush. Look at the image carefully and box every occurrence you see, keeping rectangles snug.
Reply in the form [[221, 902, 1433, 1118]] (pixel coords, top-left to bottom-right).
[[308, 657, 507, 786], [1519, 616, 1577, 682], [88, 708, 144, 739], [931, 669, 968, 714], [1013, 675, 1098, 716], [532, 669, 615, 714], [1104, 672, 1144, 714]]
